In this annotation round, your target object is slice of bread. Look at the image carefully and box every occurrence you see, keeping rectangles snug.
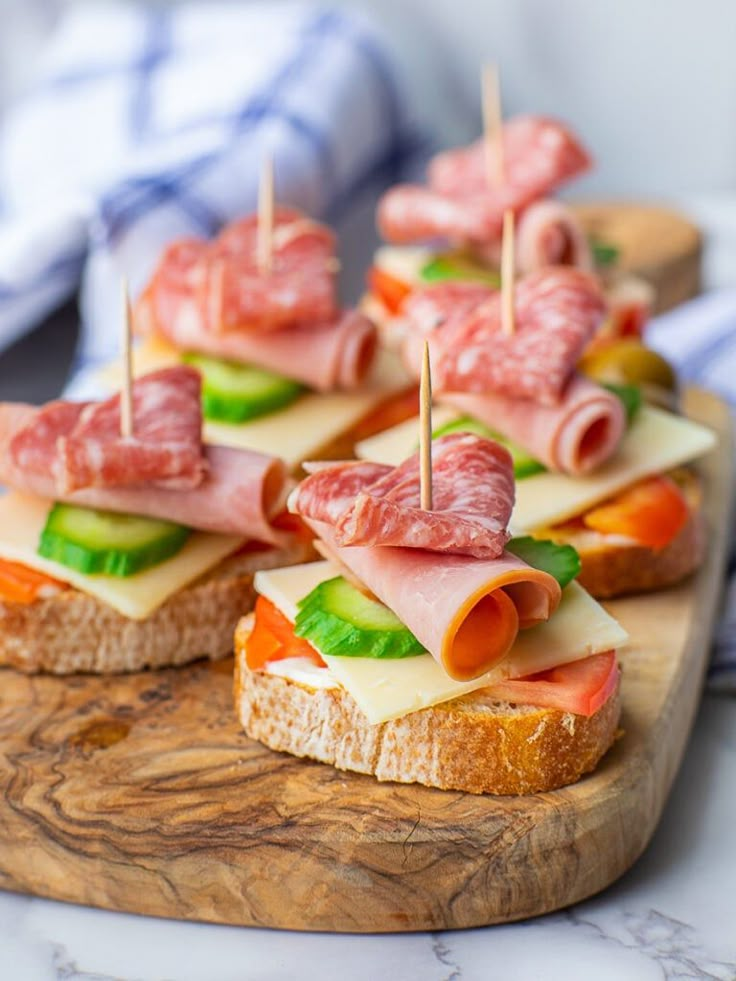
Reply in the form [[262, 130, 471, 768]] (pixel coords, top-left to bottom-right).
[[542, 470, 705, 599], [0, 539, 314, 675], [234, 633, 621, 796]]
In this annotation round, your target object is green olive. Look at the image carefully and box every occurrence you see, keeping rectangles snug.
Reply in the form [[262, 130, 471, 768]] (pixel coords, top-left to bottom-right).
[[580, 340, 677, 391]]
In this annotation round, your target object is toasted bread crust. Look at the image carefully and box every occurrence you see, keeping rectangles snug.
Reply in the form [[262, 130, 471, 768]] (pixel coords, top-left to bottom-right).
[[0, 540, 314, 674], [234, 638, 621, 796]]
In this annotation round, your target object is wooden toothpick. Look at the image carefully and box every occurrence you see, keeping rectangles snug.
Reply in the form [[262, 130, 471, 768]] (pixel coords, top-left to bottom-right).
[[481, 63, 505, 187], [419, 341, 433, 511], [120, 277, 134, 438], [257, 154, 275, 275], [501, 209, 516, 337]]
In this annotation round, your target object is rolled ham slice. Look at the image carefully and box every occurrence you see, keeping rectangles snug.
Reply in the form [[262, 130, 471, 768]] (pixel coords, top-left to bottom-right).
[[307, 520, 561, 681], [445, 375, 626, 476], [515, 200, 593, 274], [0, 404, 289, 544]]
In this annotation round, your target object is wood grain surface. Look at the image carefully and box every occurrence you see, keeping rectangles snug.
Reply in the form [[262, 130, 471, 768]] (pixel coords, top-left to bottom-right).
[[573, 201, 702, 312], [0, 389, 731, 933]]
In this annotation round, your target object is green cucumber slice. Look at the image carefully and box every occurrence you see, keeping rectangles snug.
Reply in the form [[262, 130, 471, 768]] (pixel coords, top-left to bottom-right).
[[432, 416, 546, 479], [602, 381, 642, 424], [38, 504, 191, 577], [294, 576, 426, 659], [507, 536, 581, 589], [420, 253, 500, 288], [182, 353, 305, 423]]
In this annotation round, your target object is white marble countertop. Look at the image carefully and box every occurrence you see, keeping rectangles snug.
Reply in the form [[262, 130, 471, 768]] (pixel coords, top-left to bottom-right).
[[1, 692, 734, 981]]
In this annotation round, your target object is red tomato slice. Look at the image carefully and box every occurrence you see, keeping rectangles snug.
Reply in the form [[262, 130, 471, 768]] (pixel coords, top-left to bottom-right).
[[366, 266, 412, 315], [0, 559, 67, 605], [583, 475, 689, 549], [486, 650, 619, 717], [245, 596, 326, 670]]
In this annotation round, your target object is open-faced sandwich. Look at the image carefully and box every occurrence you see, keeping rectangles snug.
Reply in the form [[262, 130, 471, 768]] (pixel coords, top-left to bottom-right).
[[355, 268, 717, 598], [235, 432, 628, 795], [363, 114, 654, 346], [103, 207, 417, 472], [0, 366, 314, 673]]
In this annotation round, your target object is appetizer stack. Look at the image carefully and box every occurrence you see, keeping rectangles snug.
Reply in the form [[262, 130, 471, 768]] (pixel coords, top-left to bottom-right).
[[235, 432, 628, 795], [0, 366, 313, 672], [127, 205, 415, 470]]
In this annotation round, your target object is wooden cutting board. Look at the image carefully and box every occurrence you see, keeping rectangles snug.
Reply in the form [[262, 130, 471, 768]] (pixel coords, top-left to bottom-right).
[[0, 389, 731, 933]]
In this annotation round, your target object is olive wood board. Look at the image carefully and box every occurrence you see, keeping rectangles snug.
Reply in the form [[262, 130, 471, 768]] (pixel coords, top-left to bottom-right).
[[0, 388, 731, 933]]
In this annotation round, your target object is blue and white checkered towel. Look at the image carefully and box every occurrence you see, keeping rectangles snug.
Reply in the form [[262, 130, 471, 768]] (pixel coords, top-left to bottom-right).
[[648, 292, 736, 692], [0, 0, 421, 380]]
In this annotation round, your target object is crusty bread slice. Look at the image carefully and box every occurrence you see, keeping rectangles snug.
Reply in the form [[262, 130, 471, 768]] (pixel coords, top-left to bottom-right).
[[543, 470, 705, 600], [234, 633, 621, 796], [0, 539, 314, 675]]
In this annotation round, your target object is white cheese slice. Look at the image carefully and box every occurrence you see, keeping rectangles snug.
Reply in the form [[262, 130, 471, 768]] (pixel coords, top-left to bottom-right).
[[254, 560, 628, 724], [356, 404, 717, 532], [0, 493, 244, 620], [98, 339, 412, 469]]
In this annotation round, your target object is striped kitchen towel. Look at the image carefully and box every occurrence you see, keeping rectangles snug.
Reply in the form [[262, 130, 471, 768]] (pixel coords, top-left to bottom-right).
[[0, 1, 422, 378], [648, 291, 736, 692]]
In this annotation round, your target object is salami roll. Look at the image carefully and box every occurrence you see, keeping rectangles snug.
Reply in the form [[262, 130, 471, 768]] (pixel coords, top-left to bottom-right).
[[294, 434, 515, 559], [306, 520, 561, 681], [445, 375, 626, 476], [0, 404, 289, 544], [428, 115, 592, 196], [402, 268, 606, 407], [515, 200, 593, 274], [203, 209, 337, 332], [377, 185, 506, 245], [378, 115, 592, 246], [10, 367, 207, 495]]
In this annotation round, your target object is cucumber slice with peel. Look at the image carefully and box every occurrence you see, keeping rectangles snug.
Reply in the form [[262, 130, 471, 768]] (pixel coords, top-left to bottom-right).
[[507, 536, 581, 589], [39, 504, 191, 577], [183, 353, 305, 423], [295, 576, 425, 659], [432, 416, 546, 479], [420, 253, 500, 288]]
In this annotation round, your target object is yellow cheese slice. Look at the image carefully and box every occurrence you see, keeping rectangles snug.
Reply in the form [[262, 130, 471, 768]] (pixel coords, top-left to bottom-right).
[[356, 405, 716, 532], [254, 560, 628, 724], [98, 338, 411, 469], [0, 493, 244, 620], [374, 245, 433, 284]]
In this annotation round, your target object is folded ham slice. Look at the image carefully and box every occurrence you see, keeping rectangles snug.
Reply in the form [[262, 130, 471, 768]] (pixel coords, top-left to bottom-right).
[[0, 404, 288, 543], [446, 376, 626, 476], [378, 115, 591, 246], [294, 433, 514, 559], [13, 367, 206, 496], [515, 201, 593, 275], [402, 268, 606, 406], [305, 520, 561, 681]]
